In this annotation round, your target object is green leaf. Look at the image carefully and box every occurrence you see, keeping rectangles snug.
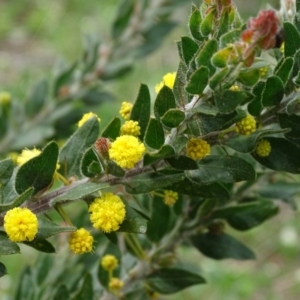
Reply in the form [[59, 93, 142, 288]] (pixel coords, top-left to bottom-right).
[[145, 118, 165, 149], [211, 200, 278, 231], [104, 232, 118, 245], [53, 285, 70, 300], [53, 62, 77, 97], [189, 6, 203, 41], [261, 76, 284, 107], [215, 90, 253, 113], [248, 81, 265, 116], [101, 117, 121, 140], [52, 182, 110, 205], [237, 68, 260, 86], [284, 22, 300, 57], [106, 160, 125, 177], [23, 239, 55, 253], [0, 232, 20, 255], [147, 196, 171, 242], [0, 158, 14, 186], [278, 113, 300, 145], [72, 273, 93, 300], [173, 61, 189, 106], [112, 0, 134, 38], [224, 129, 287, 153], [143, 145, 175, 166], [81, 148, 102, 177], [286, 92, 300, 114], [15, 141, 59, 194], [26, 78, 48, 117], [130, 84, 151, 140], [15, 266, 34, 300], [154, 86, 176, 120], [196, 39, 217, 74], [274, 57, 294, 86], [125, 171, 185, 194], [118, 202, 147, 234], [186, 155, 256, 184], [59, 117, 99, 178], [161, 109, 185, 128], [253, 137, 300, 173], [35, 216, 76, 240], [170, 135, 189, 153], [166, 156, 198, 170], [199, 109, 246, 134], [0, 188, 34, 213], [181, 36, 199, 66], [0, 262, 7, 278], [145, 268, 206, 294], [200, 8, 215, 36], [191, 232, 255, 260], [185, 67, 209, 95], [167, 178, 230, 201]]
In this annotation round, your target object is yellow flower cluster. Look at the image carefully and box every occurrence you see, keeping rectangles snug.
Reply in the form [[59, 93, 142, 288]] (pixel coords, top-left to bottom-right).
[[119, 102, 133, 120], [77, 112, 101, 127], [101, 254, 118, 271], [16, 148, 41, 166], [186, 138, 211, 160], [259, 66, 268, 77], [89, 193, 126, 233], [229, 85, 240, 91], [155, 72, 176, 94], [4, 207, 38, 242], [255, 139, 271, 157], [235, 115, 256, 136], [280, 42, 284, 54], [163, 190, 179, 206], [68, 228, 94, 254], [109, 135, 146, 169], [109, 277, 124, 291], [0, 92, 11, 105], [120, 120, 141, 137]]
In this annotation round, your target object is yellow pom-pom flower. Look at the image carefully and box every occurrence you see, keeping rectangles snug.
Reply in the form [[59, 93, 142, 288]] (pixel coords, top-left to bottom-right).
[[89, 193, 126, 233], [68, 228, 94, 254], [0, 92, 11, 105], [259, 66, 268, 77], [119, 102, 133, 120], [101, 254, 118, 271], [163, 190, 178, 206], [255, 139, 271, 157], [16, 148, 41, 166], [186, 138, 211, 160], [77, 112, 101, 127], [109, 135, 146, 169], [4, 207, 38, 242], [235, 115, 256, 136], [155, 72, 176, 94], [229, 85, 240, 91], [109, 277, 124, 291], [120, 120, 141, 137]]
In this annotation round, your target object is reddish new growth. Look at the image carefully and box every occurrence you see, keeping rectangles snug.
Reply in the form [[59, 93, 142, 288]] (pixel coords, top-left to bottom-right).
[[241, 10, 280, 66], [95, 137, 111, 159]]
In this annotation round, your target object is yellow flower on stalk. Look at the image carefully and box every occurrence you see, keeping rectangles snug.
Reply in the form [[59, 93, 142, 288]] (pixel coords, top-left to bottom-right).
[[120, 120, 141, 137], [186, 138, 211, 160], [155, 72, 176, 94], [255, 139, 271, 157], [101, 254, 118, 271], [119, 102, 133, 120], [89, 193, 126, 233], [109, 135, 146, 169], [77, 112, 101, 127], [16, 148, 41, 166], [0, 92, 11, 105], [109, 277, 124, 291], [4, 207, 38, 242], [163, 190, 178, 206], [68, 228, 94, 254], [235, 115, 256, 136]]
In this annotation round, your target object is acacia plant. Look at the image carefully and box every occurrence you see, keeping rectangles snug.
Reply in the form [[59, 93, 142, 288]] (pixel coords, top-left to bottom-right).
[[1, 0, 300, 299]]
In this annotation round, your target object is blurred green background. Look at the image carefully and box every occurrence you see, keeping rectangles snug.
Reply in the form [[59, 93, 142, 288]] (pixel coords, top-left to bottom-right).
[[1, 1, 300, 299]]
